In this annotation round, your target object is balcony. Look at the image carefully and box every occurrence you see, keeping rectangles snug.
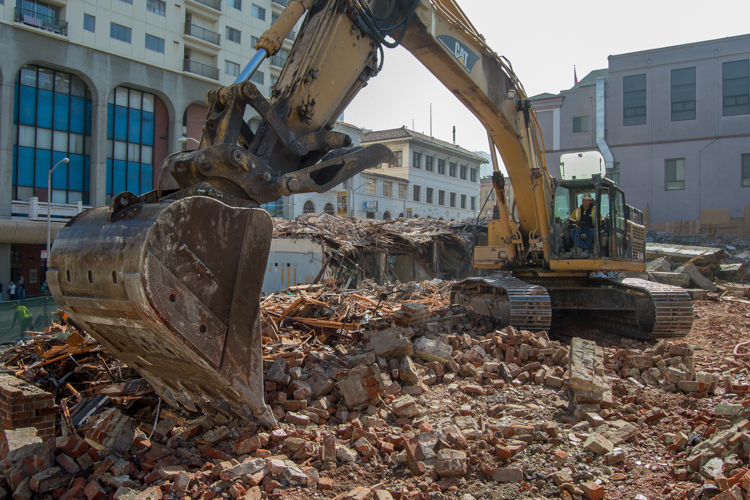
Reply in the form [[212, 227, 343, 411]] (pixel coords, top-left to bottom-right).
[[184, 58, 219, 80], [185, 0, 221, 12], [15, 7, 68, 36], [184, 22, 220, 46], [11, 197, 88, 222]]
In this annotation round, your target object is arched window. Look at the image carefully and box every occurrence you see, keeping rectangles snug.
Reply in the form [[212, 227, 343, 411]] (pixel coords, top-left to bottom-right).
[[398, 213, 404, 218], [383, 211, 391, 220], [323, 203, 334, 215], [106, 86, 163, 202], [303, 200, 315, 214], [13, 65, 92, 204]]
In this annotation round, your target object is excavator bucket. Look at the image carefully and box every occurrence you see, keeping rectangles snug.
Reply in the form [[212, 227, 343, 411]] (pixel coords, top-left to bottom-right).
[[47, 194, 277, 428]]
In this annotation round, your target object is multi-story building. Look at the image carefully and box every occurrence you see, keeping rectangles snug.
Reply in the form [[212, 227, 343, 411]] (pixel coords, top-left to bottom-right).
[[359, 127, 485, 221], [292, 125, 485, 221], [531, 33, 750, 236], [0, 0, 297, 294]]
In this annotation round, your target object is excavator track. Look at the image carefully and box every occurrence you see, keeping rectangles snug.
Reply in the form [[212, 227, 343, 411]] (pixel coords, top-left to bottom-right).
[[583, 277, 694, 339], [451, 275, 552, 332], [454, 275, 693, 339]]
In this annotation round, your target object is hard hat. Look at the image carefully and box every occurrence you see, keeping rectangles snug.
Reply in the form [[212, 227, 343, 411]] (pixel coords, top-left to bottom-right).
[[582, 193, 593, 201]]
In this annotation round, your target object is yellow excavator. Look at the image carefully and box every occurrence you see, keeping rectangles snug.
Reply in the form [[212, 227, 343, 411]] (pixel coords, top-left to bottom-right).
[[48, 0, 693, 427]]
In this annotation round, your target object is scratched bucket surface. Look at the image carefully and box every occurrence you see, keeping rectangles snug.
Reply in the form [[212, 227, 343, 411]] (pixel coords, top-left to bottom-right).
[[47, 195, 276, 427]]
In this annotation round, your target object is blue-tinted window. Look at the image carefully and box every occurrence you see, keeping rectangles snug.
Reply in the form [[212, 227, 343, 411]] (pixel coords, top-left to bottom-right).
[[142, 112, 154, 145], [70, 96, 85, 134], [17, 147, 35, 186], [250, 70, 264, 85], [113, 160, 127, 193], [128, 108, 141, 143], [110, 23, 132, 43], [54, 93, 70, 130], [251, 4, 264, 19], [84, 13, 95, 32], [68, 155, 84, 191], [106, 87, 159, 198], [37, 89, 53, 128], [13, 65, 91, 203], [146, 0, 165, 15], [227, 26, 241, 44], [141, 164, 153, 192], [145, 34, 165, 53], [114, 106, 128, 141], [19, 86, 37, 126]]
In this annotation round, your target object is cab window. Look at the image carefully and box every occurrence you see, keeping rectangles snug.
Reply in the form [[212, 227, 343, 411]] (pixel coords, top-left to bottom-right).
[[554, 186, 570, 221]]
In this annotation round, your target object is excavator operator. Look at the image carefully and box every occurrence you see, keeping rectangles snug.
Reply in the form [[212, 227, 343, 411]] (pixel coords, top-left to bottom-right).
[[569, 193, 597, 251]]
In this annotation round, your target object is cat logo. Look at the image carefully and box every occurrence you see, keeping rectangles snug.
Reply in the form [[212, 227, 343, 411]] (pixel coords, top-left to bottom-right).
[[437, 35, 479, 73]]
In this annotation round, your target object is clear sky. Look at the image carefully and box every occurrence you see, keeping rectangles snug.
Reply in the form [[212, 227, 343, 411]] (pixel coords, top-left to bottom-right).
[[344, 0, 750, 167]]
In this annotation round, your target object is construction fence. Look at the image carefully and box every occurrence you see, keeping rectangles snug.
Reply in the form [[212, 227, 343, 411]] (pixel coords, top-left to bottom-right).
[[0, 296, 60, 345]]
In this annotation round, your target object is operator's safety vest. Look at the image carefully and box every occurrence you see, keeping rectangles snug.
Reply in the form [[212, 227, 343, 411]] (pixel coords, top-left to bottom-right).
[[571, 206, 596, 225]]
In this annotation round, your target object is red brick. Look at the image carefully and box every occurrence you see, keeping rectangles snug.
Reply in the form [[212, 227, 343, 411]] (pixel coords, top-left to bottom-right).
[[83, 480, 105, 500], [581, 481, 604, 500], [318, 477, 334, 490]]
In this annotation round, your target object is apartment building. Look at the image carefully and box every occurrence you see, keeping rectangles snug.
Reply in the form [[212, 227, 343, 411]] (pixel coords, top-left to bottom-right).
[[357, 127, 485, 221], [0, 0, 296, 294], [531, 33, 750, 236]]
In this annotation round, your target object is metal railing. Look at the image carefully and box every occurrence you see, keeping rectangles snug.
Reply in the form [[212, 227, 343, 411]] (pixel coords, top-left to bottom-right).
[[12, 197, 89, 222], [187, 0, 221, 10], [183, 58, 220, 80], [184, 22, 220, 45], [15, 7, 68, 36]]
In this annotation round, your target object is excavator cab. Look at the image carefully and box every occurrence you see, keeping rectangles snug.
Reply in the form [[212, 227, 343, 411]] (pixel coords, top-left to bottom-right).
[[548, 152, 646, 272]]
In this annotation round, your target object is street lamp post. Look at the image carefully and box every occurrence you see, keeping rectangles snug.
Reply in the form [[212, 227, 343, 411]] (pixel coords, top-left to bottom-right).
[[178, 135, 200, 150], [47, 157, 69, 270]]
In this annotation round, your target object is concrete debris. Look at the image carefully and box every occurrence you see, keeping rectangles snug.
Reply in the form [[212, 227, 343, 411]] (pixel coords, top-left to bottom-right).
[[676, 263, 718, 292]]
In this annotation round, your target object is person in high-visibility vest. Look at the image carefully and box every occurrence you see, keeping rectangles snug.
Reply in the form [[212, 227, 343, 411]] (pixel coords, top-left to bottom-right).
[[569, 193, 597, 251], [10, 303, 33, 335]]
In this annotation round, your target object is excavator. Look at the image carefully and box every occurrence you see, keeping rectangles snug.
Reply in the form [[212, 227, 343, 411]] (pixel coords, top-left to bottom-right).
[[47, 0, 693, 428]]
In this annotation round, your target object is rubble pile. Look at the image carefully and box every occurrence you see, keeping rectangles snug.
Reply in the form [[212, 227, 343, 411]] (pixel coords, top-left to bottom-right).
[[272, 214, 475, 282], [643, 235, 749, 292], [0, 283, 749, 500]]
